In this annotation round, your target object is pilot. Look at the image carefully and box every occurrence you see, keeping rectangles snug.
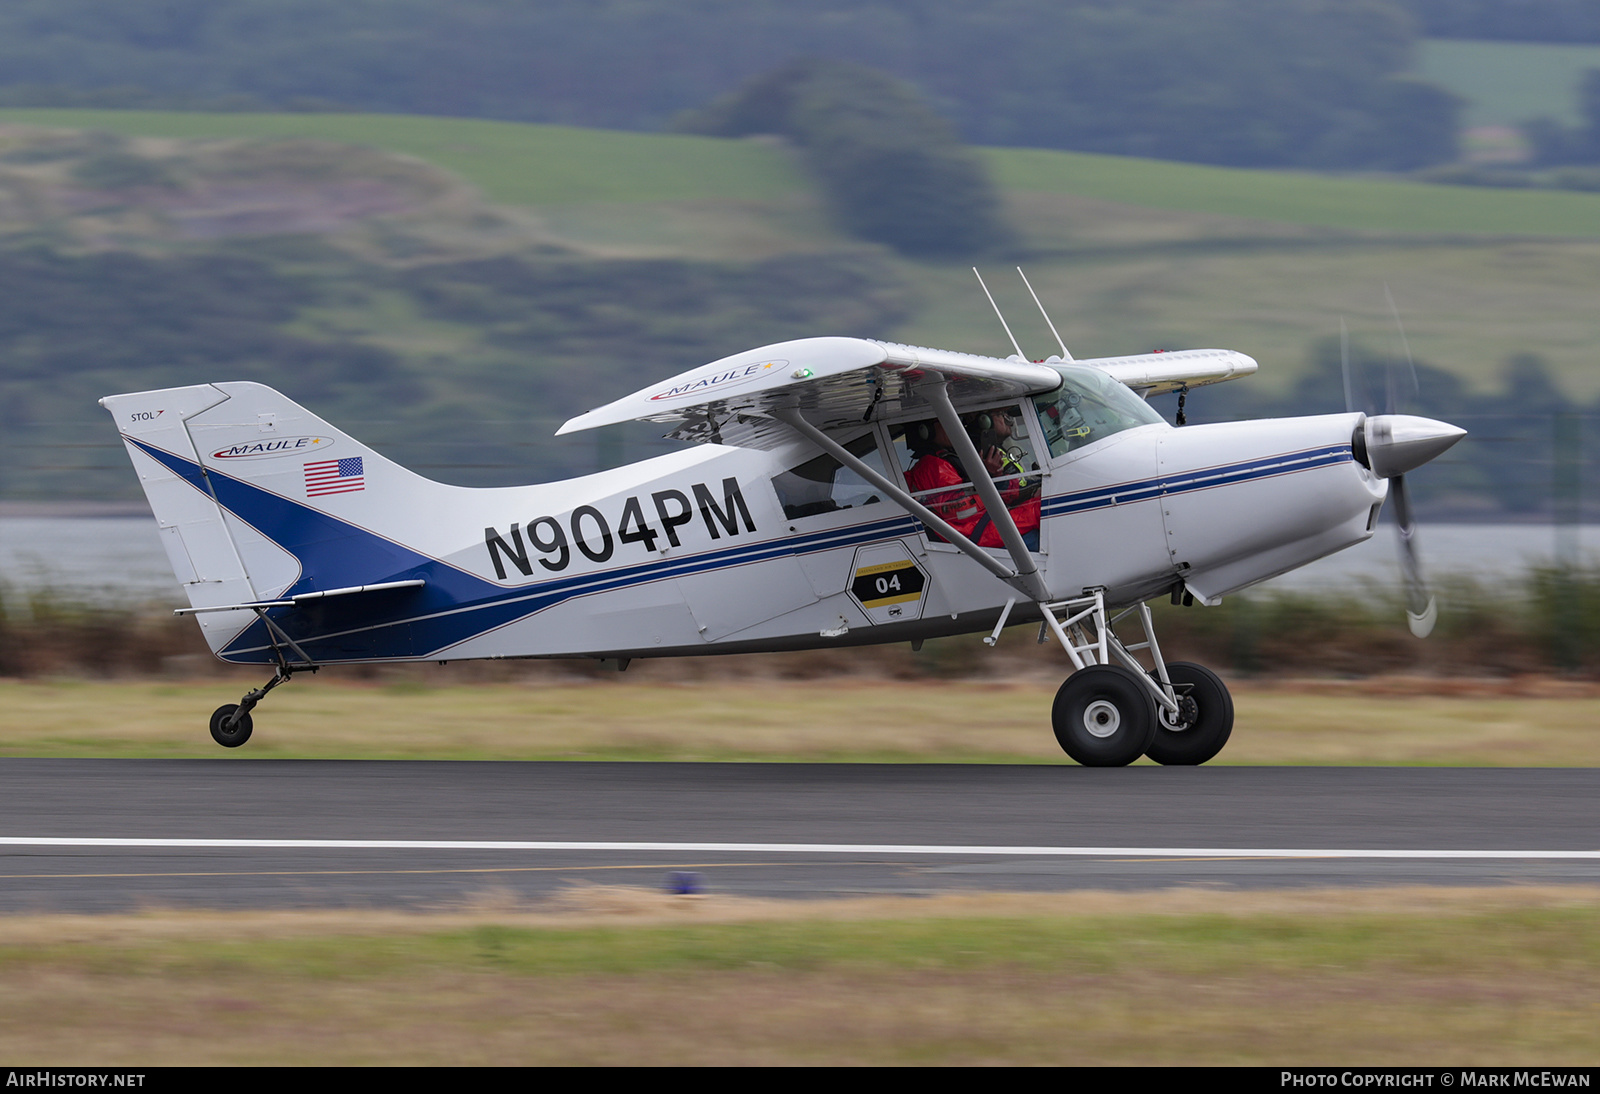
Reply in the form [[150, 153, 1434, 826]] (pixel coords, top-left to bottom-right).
[[905, 416, 1040, 550], [966, 408, 1039, 502]]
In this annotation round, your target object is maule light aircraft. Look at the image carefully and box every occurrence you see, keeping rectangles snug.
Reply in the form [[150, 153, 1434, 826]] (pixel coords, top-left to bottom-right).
[[102, 272, 1463, 765]]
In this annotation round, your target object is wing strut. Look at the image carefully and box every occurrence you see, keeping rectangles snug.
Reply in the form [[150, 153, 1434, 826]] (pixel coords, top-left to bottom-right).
[[923, 381, 1048, 600], [770, 408, 1047, 601]]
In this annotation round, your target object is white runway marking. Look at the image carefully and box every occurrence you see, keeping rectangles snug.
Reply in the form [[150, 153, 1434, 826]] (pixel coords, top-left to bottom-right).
[[2, 838, 1598, 859]]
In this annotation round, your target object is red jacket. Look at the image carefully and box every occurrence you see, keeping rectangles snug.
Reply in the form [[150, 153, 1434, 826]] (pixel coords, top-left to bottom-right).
[[905, 450, 1040, 547]]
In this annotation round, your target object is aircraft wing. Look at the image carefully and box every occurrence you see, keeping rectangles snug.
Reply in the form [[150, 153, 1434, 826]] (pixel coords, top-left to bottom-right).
[[1079, 348, 1258, 396], [556, 336, 1064, 449]]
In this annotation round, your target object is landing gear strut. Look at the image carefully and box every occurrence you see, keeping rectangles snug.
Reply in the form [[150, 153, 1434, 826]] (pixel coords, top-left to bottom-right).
[[1035, 591, 1233, 767], [206, 607, 317, 748], [1146, 661, 1234, 766], [209, 669, 297, 748]]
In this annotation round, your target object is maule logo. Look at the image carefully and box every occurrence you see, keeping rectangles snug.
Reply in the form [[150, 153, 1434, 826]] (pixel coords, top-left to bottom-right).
[[210, 436, 334, 460], [648, 360, 784, 401]]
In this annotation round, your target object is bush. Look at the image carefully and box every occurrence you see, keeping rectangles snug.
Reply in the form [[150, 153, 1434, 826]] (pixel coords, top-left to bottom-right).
[[680, 59, 1010, 257], [9, 568, 1600, 680]]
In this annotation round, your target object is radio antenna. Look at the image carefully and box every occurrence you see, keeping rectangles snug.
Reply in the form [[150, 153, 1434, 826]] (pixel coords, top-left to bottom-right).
[[1017, 267, 1072, 360], [973, 267, 1027, 360]]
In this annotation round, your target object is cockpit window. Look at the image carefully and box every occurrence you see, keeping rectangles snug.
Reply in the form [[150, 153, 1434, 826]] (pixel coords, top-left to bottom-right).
[[772, 431, 886, 520], [1033, 365, 1167, 458]]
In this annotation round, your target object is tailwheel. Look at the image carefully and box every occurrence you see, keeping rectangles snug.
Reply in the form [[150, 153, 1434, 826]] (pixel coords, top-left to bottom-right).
[[206, 666, 300, 749], [1051, 664, 1157, 767], [1145, 661, 1233, 766], [209, 704, 254, 748]]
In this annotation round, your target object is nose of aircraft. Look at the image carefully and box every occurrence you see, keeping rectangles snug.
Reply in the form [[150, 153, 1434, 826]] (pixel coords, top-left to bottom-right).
[[1361, 414, 1467, 479]]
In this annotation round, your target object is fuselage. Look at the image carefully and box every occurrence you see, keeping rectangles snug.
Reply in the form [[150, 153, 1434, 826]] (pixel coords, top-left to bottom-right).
[[436, 407, 1385, 663], [104, 370, 1389, 667]]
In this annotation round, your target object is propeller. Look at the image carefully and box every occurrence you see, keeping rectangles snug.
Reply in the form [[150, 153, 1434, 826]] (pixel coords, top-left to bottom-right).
[[1341, 297, 1466, 638], [1363, 413, 1463, 635]]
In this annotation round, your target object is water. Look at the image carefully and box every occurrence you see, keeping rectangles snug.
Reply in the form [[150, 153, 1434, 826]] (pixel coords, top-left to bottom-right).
[[1, 517, 181, 604], [0, 515, 1593, 606], [1261, 522, 1593, 593]]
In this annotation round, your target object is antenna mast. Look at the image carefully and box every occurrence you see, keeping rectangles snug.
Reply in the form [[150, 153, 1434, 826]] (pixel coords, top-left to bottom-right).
[[1017, 267, 1072, 361], [972, 267, 1027, 360]]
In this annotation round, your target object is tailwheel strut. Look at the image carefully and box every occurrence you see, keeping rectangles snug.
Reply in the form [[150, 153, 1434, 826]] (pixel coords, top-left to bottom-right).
[[208, 607, 318, 748]]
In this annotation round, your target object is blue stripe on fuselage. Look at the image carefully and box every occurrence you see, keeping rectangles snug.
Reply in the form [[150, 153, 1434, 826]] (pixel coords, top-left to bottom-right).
[[1038, 444, 1351, 519], [127, 437, 919, 663], [132, 436, 1352, 663]]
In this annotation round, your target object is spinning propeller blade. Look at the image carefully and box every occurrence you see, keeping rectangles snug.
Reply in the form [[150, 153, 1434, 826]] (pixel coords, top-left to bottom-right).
[[1361, 413, 1463, 636], [1341, 317, 1355, 414], [1389, 472, 1436, 637], [1355, 288, 1462, 638]]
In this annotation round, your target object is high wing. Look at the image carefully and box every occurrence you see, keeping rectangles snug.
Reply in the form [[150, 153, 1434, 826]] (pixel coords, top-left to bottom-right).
[[1085, 348, 1257, 396], [556, 337, 1256, 446], [555, 337, 1063, 448]]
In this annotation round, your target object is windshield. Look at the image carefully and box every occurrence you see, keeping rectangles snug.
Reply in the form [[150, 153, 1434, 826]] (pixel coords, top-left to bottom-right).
[[1032, 365, 1167, 458]]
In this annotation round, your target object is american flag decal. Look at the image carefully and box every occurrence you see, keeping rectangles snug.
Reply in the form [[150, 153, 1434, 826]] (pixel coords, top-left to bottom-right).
[[304, 456, 365, 497]]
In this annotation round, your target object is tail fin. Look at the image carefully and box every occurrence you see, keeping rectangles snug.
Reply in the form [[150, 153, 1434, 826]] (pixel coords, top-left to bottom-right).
[[101, 381, 441, 658]]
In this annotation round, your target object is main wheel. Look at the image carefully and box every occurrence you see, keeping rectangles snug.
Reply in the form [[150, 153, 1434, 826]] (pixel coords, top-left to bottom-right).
[[1144, 662, 1233, 766], [209, 704, 253, 748], [1051, 664, 1158, 767]]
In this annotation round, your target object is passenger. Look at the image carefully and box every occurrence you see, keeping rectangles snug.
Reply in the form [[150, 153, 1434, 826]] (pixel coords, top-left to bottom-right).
[[905, 417, 1040, 550]]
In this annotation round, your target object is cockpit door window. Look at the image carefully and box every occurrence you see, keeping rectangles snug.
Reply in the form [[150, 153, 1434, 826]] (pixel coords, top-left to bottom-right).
[[771, 431, 889, 520]]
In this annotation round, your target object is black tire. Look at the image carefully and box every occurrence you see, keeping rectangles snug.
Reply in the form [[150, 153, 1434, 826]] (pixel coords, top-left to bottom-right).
[[209, 704, 253, 748], [1051, 664, 1157, 767], [1145, 662, 1233, 766]]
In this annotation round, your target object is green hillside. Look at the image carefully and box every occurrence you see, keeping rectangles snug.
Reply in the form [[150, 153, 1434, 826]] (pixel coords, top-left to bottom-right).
[[986, 146, 1600, 237], [1, 109, 1597, 510], [0, 110, 807, 206], [13, 108, 1600, 238]]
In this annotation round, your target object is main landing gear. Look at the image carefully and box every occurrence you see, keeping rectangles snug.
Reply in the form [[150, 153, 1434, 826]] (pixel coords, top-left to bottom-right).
[[1036, 592, 1233, 767]]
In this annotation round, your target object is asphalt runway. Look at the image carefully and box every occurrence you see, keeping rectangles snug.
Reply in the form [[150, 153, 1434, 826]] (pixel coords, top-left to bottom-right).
[[1, 760, 1597, 912]]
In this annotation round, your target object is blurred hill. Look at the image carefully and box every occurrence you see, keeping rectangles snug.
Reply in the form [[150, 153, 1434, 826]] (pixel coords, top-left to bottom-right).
[[0, 1, 1457, 172], [2, 110, 1600, 519], [0, 119, 912, 497], [1399, 0, 1600, 43]]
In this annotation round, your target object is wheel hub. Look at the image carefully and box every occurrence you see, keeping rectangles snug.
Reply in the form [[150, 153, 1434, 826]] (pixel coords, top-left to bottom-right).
[[1082, 699, 1121, 738], [1160, 694, 1200, 731]]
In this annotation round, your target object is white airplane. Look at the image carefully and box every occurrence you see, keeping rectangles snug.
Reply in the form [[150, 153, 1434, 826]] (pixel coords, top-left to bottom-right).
[[100, 282, 1463, 765]]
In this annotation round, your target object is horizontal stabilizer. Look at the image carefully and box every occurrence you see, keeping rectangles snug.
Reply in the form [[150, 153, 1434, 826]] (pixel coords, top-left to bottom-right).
[[173, 579, 427, 616]]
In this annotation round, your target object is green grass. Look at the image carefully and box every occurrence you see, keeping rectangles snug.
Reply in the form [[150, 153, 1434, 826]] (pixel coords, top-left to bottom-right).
[[12, 108, 1600, 239], [1420, 38, 1600, 128], [5, 678, 1600, 766], [0, 109, 808, 206], [9, 906, 1594, 980], [3, 894, 1597, 1064], [985, 145, 1600, 236]]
